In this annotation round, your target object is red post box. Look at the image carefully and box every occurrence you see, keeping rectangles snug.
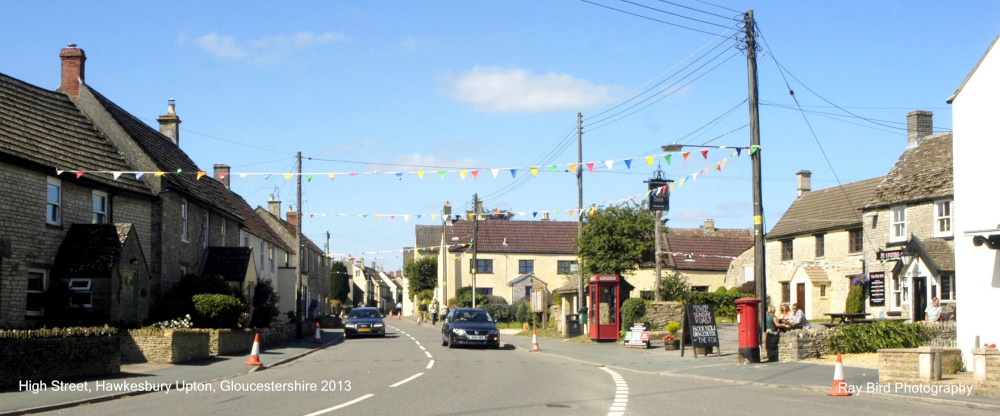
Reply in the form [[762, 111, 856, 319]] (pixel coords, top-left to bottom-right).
[[735, 297, 761, 363]]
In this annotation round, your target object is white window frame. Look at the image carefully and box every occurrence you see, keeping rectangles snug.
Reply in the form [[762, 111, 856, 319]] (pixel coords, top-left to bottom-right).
[[260, 240, 266, 268], [220, 218, 227, 247], [180, 265, 188, 279], [68, 278, 93, 308], [46, 177, 61, 226], [26, 269, 47, 316], [181, 200, 189, 242], [92, 190, 108, 224], [890, 205, 907, 242], [891, 274, 902, 311], [202, 209, 210, 248], [934, 200, 953, 237], [269, 243, 275, 273]]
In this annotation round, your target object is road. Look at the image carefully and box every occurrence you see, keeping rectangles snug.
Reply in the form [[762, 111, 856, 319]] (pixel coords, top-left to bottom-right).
[[35, 321, 997, 415]]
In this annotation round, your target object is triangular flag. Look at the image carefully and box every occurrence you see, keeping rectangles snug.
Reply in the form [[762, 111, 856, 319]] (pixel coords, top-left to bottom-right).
[[284, 173, 293, 180], [569, 209, 575, 217], [112, 172, 122, 180], [678, 177, 686, 186], [417, 171, 425, 179], [403, 215, 410, 222], [57, 170, 65, 176], [416, 215, 422, 220], [645, 156, 654, 166], [491, 168, 500, 178], [328, 173, 335, 180], [750, 145, 760, 154], [310, 213, 315, 218], [715, 162, 722, 171], [471, 170, 480, 179], [605, 160, 614, 170], [218, 172, 227, 180], [196, 171, 206, 180], [530, 167, 538, 176], [692, 173, 699, 181], [239, 173, 249, 178], [375, 215, 381, 219], [306, 174, 313, 182], [155, 172, 165, 177], [532, 212, 538, 218], [395, 172, 403, 179], [431, 214, 438, 220], [75, 171, 84, 178], [665, 154, 672, 165], [548, 165, 557, 173], [349, 172, 358, 177], [176, 168, 183, 174], [510, 169, 517, 178], [624, 159, 632, 169], [437, 171, 446, 179], [720, 158, 728, 169], [735, 148, 742, 157], [135, 172, 145, 180], [682, 151, 690, 160], [459, 170, 468, 180], [700, 149, 709, 159], [390, 215, 396, 219], [586, 162, 594, 172]]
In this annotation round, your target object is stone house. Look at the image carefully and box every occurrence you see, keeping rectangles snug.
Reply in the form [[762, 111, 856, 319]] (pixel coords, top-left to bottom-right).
[[0, 68, 156, 328], [760, 172, 882, 319], [862, 111, 954, 322], [947, 34, 998, 362], [256, 197, 330, 319]]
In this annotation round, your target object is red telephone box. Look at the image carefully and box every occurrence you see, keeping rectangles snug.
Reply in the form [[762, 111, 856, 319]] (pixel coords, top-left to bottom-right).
[[588, 274, 623, 341]]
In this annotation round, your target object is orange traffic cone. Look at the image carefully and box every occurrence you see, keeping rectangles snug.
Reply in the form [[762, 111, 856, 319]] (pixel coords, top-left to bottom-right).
[[826, 353, 851, 396], [313, 321, 323, 343], [389, 310, 394, 318], [245, 333, 263, 366], [530, 328, 541, 352]]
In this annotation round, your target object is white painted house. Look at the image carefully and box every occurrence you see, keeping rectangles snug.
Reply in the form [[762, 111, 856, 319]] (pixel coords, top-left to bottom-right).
[[948, 34, 1000, 366]]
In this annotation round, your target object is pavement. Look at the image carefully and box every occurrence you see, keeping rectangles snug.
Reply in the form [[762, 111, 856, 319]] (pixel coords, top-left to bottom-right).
[[2, 320, 999, 415]]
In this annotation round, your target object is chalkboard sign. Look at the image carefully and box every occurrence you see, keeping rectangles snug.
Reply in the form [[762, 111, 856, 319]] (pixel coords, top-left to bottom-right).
[[684, 303, 719, 348], [868, 272, 885, 306]]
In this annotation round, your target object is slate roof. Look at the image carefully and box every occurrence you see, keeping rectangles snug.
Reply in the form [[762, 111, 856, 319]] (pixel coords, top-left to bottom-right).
[[201, 247, 253, 282], [507, 272, 545, 286], [911, 236, 955, 274], [0, 73, 151, 195], [662, 228, 753, 271], [256, 208, 324, 254], [415, 225, 443, 253], [84, 85, 242, 220], [228, 192, 291, 252], [51, 224, 130, 279], [444, 220, 578, 254], [768, 176, 884, 240], [865, 133, 953, 209]]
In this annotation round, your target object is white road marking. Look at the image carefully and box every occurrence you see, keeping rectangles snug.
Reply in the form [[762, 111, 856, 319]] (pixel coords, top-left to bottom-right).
[[303, 393, 374, 416], [426, 360, 435, 369], [600, 367, 628, 416], [419, 345, 426, 351], [389, 372, 424, 387], [424, 351, 433, 358]]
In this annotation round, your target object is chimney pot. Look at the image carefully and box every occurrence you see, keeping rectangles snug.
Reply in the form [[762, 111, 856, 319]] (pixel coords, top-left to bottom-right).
[[704, 219, 715, 233], [906, 110, 933, 146], [214, 164, 231, 189], [58, 44, 86, 99], [267, 196, 281, 216], [158, 99, 182, 145], [796, 170, 812, 198]]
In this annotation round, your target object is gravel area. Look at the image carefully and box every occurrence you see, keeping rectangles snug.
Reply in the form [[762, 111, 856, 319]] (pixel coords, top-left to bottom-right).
[[803, 352, 880, 368]]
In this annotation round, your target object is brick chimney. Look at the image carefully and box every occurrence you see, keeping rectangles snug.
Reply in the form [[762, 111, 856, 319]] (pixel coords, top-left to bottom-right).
[[214, 164, 231, 189], [268, 195, 281, 216], [703, 219, 716, 233], [906, 110, 933, 147], [796, 170, 812, 198], [58, 44, 86, 100], [286, 205, 298, 227], [158, 99, 182, 146]]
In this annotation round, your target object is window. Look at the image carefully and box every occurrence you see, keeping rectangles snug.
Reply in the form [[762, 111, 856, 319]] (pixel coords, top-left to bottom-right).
[[476, 288, 493, 296], [814, 234, 825, 258], [92, 191, 108, 224], [780, 282, 790, 303], [848, 228, 863, 253], [940, 274, 955, 300], [68, 278, 93, 308], [26, 270, 47, 316], [202, 209, 210, 248], [691, 286, 709, 292], [781, 239, 793, 261], [181, 200, 189, 242], [524, 286, 531, 300], [820, 284, 827, 297], [46, 177, 61, 225], [471, 259, 493, 273], [935, 200, 953, 237], [269, 244, 275, 273], [260, 241, 266, 267], [220, 219, 227, 247], [557, 260, 578, 274], [890, 205, 906, 242], [892, 274, 902, 309], [519, 260, 534, 274]]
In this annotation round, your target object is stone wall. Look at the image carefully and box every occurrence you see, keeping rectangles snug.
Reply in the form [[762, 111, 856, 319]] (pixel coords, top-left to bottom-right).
[[209, 329, 254, 356], [773, 328, 828, 362], [120, 328, 210, 364], [878, 346, 963, 383], [0, 334, 120, 388], [973, 348, 1000, 398], [923, 321, 957, 347], [644, 301, 684, 331]]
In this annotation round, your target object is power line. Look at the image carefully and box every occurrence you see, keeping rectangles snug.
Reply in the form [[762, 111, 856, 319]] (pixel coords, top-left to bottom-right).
[[578, 0, 732, 37], [653, 0, 741, 21], [618, 0, 737, 29]]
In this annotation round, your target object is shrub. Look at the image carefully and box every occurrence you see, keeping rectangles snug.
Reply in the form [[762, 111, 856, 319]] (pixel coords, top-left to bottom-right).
[[826, 321, 930, 354], [483, 304, 516, 322], [714, 286, 729, 294], [621, 298, 646, 326], [681, 291, 754, 320], [659, 271, 690, 301], [192, 294, 245, 328], [666, 320, 681, 335], [846, 284, 864, 314], [249, 280, 280, 328], [515, 300, 532, 323], [736, 281, 756, 294], [151, 274, 243, 323]]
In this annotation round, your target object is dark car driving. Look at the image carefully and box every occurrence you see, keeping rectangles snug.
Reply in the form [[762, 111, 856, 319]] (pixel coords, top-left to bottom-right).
[[344, 307, 386, 338], [441, 307, 500, 349]]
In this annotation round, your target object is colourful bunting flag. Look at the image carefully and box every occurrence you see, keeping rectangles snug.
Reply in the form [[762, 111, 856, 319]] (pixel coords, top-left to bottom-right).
[[586, 162, 595, 172], [701, 149, 709, 159], [196, 171, 206, 180], [665, 154, 672, 165], [510, 169, 517, 178], [75, 171, 84, 178], [459, 170, 468, 180], [624, 159, 632, 169], [682, 152, 690, 160], [417, 171, 425, 179], [530, 167, 538, 176], [491, 169, 500, 178], [472, 170, 480, 179], [604, 160, 614, 170]]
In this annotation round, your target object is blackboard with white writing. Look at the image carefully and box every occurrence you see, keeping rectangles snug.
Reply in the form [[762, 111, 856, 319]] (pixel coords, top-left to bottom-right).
[[684, 303, 719, 348]]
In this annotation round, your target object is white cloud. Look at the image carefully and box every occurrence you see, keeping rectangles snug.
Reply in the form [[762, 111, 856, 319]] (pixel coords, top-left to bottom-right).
[[188, 31, 346, 63], [443, 66, 622, 113]]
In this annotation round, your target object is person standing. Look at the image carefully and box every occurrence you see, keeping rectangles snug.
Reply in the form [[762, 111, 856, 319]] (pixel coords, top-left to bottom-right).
[[417, 300, 428, 325], [430, 300, 440, 326], [395, 301, 403, 318]]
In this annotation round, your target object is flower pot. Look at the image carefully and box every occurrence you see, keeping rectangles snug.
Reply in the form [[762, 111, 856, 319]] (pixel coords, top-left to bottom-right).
[[663, 339, 680, 350]]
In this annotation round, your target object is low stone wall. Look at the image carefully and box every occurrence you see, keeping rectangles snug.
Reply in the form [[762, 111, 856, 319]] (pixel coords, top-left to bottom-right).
[[258, 323, 298, 349], [878, 346, 962, 383], [210, 329, 254, 356], [923, 321, 957, 347], [120, 329, 210, 364], [973, 348, 1000, 398], [644, 301, 684, 331], [772, 328, 828, 362], [0, 333, 120, 388]]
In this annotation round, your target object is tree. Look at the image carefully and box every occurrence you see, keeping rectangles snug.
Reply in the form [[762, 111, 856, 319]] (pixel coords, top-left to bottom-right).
[[404, 256, 438, 299], [250, 279, 281, 328], [576, 204, 657, 275], [659, 271, 690, 301], [329, 261, 350, 304]]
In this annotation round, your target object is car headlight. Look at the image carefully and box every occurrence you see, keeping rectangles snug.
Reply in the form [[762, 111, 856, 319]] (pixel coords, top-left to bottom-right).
[[345, 323, 356, 328], [452, 328, 466, 336], [373, 323, 384, 327]]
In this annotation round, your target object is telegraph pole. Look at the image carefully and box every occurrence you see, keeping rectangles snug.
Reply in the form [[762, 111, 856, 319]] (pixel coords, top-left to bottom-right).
[[745, 10, 767, 341], [576, 112, 585, 321], [295, 151, 303, 338], [471, 194, 480, 308]]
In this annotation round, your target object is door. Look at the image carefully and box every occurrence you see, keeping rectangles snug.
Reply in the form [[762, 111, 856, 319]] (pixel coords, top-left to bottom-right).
[[121, 270, 138, 323], [912, 277, 927, 321], [796, 283, 806, 315]]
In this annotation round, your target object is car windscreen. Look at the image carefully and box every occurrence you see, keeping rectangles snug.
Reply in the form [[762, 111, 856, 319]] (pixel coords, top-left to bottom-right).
[[349, 310, 379, 319]]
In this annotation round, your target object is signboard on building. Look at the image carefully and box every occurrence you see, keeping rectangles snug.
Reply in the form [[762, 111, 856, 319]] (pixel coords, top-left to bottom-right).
[[647, 179, 671, 211], [877, 249, 905, 261], [868, 271, 886, 306]]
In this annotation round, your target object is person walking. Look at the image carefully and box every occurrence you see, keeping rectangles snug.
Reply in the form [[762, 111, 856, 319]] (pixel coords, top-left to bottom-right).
[[417, 300, 428, 325], [430, 300, 440, 326]]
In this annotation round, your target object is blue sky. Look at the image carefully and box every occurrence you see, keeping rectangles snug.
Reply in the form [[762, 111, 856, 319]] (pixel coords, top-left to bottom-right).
[[3, 1, 999, 271]]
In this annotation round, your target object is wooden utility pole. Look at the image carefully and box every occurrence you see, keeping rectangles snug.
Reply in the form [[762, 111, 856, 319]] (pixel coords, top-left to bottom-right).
[[576, 112, 585, 319], [471, 193, 480, 308], [745, 10, 767, 344], [295, 151, 303, 338]]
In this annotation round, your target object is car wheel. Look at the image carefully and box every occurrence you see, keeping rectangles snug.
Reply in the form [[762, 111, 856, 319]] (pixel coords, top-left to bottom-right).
[[447, 335, 455, 349], [442, 335, 448, 347], [490, 342, 500, 349]]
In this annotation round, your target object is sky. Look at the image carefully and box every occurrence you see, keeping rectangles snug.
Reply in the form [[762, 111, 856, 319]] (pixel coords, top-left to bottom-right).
[[3, 1, 999, 272]]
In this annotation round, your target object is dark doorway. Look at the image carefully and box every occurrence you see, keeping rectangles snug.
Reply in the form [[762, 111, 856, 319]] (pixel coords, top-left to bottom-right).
[[913, 277, 927, 321], [796, 283, 806, 315]]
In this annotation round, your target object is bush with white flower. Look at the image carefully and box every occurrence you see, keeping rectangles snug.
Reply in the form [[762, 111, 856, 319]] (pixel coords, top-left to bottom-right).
[[153, 314, 193, 329]]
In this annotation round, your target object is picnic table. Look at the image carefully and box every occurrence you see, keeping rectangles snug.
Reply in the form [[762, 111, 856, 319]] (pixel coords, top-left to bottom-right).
[[824, 312, 871, 324]]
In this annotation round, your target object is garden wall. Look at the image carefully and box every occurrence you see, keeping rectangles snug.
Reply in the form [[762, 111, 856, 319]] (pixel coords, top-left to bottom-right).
[[973, 348, 1000, 398], [120, 329, 210, 364], [0, 328, 120, 388], [878, 346, 962, 383]]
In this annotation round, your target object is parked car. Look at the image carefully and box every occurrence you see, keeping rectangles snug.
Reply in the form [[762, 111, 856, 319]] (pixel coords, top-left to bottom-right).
[[441, 307, 500, 349], [344, 307, 385, 338]]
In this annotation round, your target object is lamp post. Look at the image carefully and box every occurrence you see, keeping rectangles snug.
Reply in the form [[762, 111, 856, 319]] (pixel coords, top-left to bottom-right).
[[645, 163, 673, 301]]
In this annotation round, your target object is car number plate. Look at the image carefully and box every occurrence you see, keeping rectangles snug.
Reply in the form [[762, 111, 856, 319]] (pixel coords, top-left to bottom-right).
[[468, 335, 486, 340], [360, 328, 370, 332]]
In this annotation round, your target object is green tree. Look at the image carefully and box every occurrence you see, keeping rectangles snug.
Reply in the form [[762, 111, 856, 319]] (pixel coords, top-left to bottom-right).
[[576, 204, 657, 276], [329, 261, 350, 304], [250, 279, 280, 328], [846, 283, 865, 313], [659, 271, 689, 301], [404, 256, 438, 299]]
